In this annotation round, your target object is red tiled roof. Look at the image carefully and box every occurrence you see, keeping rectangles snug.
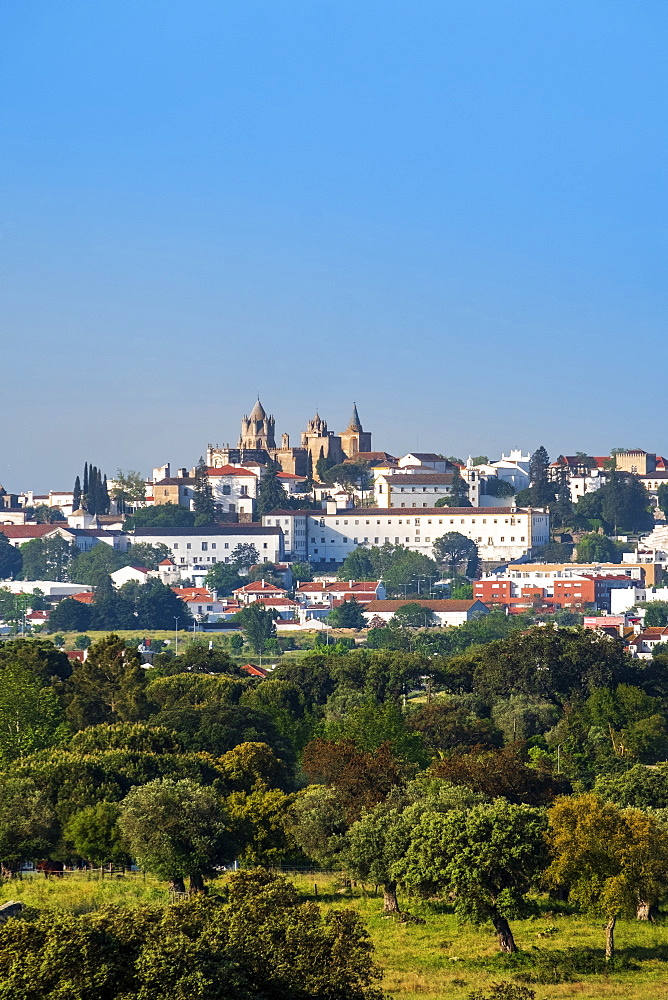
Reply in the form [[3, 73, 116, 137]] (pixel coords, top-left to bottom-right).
[[363, 599, 488, 612], [233, 582, 286, 595], [206, 465, 257, 477], [0, 524, 69, 539], [276, 472, 306, 480], [70, 592, 95, 604], [159, 558, 176, 566], [240, 663, 269, 678]]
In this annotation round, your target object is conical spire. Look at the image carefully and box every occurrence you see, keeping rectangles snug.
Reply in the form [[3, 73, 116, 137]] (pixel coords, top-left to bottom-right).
[[347, 402, 362, 431], [249, 397, 266, 420]]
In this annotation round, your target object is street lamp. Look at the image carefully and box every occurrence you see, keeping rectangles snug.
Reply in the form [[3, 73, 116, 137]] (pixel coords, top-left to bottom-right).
[[174, 617, 180, 656]]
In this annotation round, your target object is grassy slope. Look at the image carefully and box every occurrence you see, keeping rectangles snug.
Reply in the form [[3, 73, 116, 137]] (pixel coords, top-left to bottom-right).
[[3, 871, 667, 999]]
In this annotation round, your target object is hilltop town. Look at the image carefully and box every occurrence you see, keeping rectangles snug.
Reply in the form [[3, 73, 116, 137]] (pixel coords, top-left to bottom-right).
[[1, 400, 667, 659]]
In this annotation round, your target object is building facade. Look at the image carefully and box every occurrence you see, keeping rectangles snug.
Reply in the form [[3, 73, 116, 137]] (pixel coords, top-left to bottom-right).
[[262, 505, 549, 564], [130, 525, 284, 570]]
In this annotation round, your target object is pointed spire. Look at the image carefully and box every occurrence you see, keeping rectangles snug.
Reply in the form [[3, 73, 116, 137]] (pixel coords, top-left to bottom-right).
[[347, 402, 362, 431], [249, 397, 266, 421]]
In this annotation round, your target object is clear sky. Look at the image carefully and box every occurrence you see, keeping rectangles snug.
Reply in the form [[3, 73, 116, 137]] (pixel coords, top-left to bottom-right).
[[2, 1, 666, 492]]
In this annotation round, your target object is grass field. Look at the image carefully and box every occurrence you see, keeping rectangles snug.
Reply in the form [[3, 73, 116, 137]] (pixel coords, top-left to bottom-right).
[[3, 870, 667, 999]]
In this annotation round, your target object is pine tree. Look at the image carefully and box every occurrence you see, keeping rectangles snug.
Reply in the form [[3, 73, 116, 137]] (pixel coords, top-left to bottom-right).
[[529, 446, 555, 507], [72, 476, 81, 512], [256, 468, 289, 517]]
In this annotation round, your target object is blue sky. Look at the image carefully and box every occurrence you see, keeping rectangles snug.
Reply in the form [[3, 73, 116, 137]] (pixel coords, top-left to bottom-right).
[[2, 1, 666, 491]]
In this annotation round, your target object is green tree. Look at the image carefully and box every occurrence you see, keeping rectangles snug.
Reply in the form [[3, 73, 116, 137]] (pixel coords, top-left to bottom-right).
[[546, 794, 668, 958], [400, 800, 548, 952], [291, 561, 313, 582], [238, 602, 277, 654], [125, 541, 172, 570], [657, 483, 668, 519], [111, 469, 146, 512], [65, 633, 148, 729], [193, 456, 217, 524], [204, 560, 243, 595], [119, 777, 227, 891], [32, 505, 66, 523], [74, 634, 92, 650], [123, 503, 196, 530], [20, 535, 77, 581], [638, 600, 668, 626], [321, 462, 372, 496], [0, 636, 71, 684], [328, 596, 366, 628], [72, 475, 82, 511], [435, 466, 471, 506], [0, 534, 22, 580], [338, 548, 376, 580], [286, 783, 348, 867], [482, 478, 515, 498], [256, 467, 290, 517], [390, 603, 436, 628], [0, 662, 69, 762], [593, 762, 668, 810], [532, 541, 574, 562], [48, 596, 92, 632], [69, 542, 127, 584], [226, 782, 294, 864], [64, 801, 126, 866], [231, 542, 260, 571], [316, 452, 336, 481], [0, 775, 57, 866], [575, 532, 622, 563], [433, 532, 478, 575]]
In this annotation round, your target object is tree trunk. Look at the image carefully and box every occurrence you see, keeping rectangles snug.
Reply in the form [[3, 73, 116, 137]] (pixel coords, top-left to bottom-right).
[[491, 912, 517, 954], [169, 876, 186, 894], [383, 881, 400, 914], [636, 901, 655, 921], [190, 871, 206, 894], [605, 915, 616, 961]]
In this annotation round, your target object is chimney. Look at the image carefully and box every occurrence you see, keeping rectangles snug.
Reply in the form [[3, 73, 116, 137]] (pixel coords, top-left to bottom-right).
[[327, 500, 338, 515], [262, 578, 266, 588], [177, 468, 187, 478], [349, 580, 353, 587]]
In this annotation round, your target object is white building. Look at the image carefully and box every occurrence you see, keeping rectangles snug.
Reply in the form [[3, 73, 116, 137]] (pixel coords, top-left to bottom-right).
[[263, 506, 549, 565], [130, 525, 284, 570], [206, 465, 258, 518], [110, 566, 155, 587], [362, 598, 490, 627]]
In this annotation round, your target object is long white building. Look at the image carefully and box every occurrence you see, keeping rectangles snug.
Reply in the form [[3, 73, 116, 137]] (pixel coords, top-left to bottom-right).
[[262, 506, 549, 564], [130, 524, 284, 570]]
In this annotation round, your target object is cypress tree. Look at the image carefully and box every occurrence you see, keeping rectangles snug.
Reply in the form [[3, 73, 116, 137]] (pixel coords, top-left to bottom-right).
[[101, 474, 110, 515], [73, 476, 81, 512], [193, 457, 216, 523], [83, 462, 89, 497], [88, 465, 97, 515]]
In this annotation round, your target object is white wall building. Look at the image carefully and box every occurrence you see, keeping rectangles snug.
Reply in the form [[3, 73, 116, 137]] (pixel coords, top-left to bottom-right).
[[206, 465, 258, 517], [130, 525, 284, 570], [362, 598, 490, 627], [263, 506, 549, 565]]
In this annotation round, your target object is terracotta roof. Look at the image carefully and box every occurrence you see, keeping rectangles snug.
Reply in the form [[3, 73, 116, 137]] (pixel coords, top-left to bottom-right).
[[206, 465, 257, 477], [276, 472, 306, 480], [240, 663, 269, 678], [0, 524, 70, 539], [159, 558, 176, 566], [172, 587, 210, 599], [233, 581, 287, 595], [363, 599, 488, 612], [69, 592, 95, 604]]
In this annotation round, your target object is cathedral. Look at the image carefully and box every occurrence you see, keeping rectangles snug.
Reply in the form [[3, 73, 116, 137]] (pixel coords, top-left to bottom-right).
[[206, 400, 372, 477]]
